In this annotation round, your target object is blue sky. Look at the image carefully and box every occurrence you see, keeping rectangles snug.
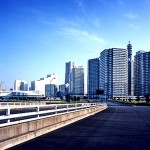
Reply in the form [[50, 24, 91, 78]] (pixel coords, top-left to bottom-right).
[[0, 0, 150, 90]]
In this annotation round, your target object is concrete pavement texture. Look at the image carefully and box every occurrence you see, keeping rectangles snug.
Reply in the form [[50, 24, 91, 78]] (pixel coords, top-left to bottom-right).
[[10, 106, 150, 150]]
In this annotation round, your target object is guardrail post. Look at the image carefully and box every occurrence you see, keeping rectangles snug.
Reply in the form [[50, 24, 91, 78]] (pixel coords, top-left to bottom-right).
[[87, 103, 92, 108], [55, 105, 57, 114], [6, 108, 10, 123], [75, 103, 77, 111], [92, 103, 94, 107], [87, 103, 89, 108], [67, 104, 69, 113], [82, 103, 84, 110], [36, 106, 40, 118]]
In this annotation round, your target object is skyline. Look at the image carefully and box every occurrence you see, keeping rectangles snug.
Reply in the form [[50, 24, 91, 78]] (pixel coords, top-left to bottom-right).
[[1, 0, 150, 90]]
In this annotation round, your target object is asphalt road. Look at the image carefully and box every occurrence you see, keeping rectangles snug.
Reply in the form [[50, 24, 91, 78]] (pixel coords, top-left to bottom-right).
[[10, 106, 150, 150]]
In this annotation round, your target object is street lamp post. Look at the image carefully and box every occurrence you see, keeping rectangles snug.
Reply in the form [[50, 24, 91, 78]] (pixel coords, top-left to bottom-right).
[[50, 77, 56, 100]]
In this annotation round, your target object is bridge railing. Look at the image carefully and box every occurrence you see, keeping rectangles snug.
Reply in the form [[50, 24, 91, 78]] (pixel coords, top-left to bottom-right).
[[0, 101, 47, 106], [0, 103, 103, 128]]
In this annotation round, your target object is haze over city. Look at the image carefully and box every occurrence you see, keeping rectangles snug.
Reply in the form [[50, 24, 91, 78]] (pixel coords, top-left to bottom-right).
[[1, 0, 150, 89]]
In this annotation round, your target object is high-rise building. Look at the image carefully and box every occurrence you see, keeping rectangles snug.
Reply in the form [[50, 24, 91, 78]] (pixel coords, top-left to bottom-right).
[[87, 58, 100, 98], [65, 61, 74, 93], [14, 80, 28, 91], [131, 60, 134, 96], [134, 51, 150, 96], [65, 61, 84, 97], [72, 66, 84, 97], [127, 41, 132, 95], [99, 48, 128, 99]]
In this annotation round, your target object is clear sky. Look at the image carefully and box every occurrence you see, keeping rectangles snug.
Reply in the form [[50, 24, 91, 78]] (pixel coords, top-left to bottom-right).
[[0, 0, 150, 90]]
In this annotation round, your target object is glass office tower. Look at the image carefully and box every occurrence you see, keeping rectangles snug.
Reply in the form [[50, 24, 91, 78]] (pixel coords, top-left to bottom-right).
[[100, 48, 128, 99], [88, 58, 100, 98], [134, 51, 150, 96]]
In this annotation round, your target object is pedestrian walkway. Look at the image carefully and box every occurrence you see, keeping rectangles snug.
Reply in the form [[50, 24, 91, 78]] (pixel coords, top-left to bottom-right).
[[10, 106, 150, 150]]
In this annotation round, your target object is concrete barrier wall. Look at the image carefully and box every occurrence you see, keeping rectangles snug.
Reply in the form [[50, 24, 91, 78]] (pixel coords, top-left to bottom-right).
[[0, 105, 107, 150]]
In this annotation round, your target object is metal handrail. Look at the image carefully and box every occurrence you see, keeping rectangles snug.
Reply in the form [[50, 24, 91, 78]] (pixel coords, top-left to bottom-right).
[[0, 102, 47, 106], [0, 103, 103, 128]]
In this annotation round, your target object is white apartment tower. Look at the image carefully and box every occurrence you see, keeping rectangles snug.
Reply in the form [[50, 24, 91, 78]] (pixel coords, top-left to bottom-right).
[[31, 74, 57, 96]]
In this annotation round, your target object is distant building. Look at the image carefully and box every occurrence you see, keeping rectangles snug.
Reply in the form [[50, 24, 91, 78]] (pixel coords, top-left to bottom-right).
[[87, 58, 100, 98], [14, 80, 28, 91], [59, 84, 66, 93], [127, 41, 132, 95], [134, 51, 150, 96], [65, 61, 74, 93], [65, 61, 85, 96], [131, 60, 134, 96], [99, 48, 128, 99], [72, 66, 84, 97], [0, 90, 42, 99], [55, 84, 66, 97], [0, 82, 6, 91], [45, 84, 58, 98], [31, 74, 57, 96]]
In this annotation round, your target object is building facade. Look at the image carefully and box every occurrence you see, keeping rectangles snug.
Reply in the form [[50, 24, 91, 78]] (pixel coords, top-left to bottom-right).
[[0, 82, 6, 91], [127, 41, 132, 95], [65, 61, 74, 93], [0, 90, 42, 99], [57, 84, 67, 97], [87, 58, 100, 98], [99, 48, 128, 99], [131, 60, 134, 96], [59, 84, 66, 93], [14, 80, 28, 91], [72, 66, 84, 97], [31, 74, 57, 96], [134, 51, 150, 96], [45, 84, 58, 98]]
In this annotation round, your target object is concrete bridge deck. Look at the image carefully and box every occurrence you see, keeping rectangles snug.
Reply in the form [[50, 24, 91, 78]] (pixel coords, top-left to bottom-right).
[[10, 105, 150, 150]]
